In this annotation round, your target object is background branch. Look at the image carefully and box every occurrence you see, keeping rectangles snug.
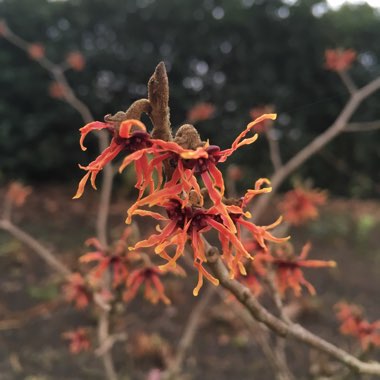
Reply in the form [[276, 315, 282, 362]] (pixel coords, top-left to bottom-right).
[[164, 284, 217, 379], [204, 242, 380, 376], [266, 129, 283, 171], [0, 219, 71, 277], [252, 75, 380, 222], [344, 120, 380, 132], [338, 70, 358, 95]]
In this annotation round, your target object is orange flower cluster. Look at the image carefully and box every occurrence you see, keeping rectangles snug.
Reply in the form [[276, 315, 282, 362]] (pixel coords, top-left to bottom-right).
[[325, 49, 356, 72], [241, 242, 336, 297], [187, 102, 216, 123], [74, 114, 291, 295], [335, 302, 380, 350], [279, 186, 327, 226], [64, 228, 175, 306]]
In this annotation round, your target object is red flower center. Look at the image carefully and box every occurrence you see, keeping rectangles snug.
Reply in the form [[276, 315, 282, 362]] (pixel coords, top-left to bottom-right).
[[181, 145, 221, 174], [114, 130, 152, 153], [166, 199, 212, 232]]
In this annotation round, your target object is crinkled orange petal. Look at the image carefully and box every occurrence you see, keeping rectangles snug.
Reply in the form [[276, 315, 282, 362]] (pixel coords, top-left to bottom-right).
[[79, 252, 104, 263], [119, 149, 146, 173], [73, 171, 91, 199], [219, 114, 276, 162], [79, 121, 109, 151], [119, 119, 146, 138]]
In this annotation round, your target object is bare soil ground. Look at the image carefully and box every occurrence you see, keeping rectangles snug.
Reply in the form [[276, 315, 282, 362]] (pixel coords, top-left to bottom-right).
[[0, 185, 379, 380]]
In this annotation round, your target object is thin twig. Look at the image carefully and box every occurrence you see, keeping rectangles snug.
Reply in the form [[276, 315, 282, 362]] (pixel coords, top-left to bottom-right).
[[204, 242, 380, 376], [252, 75, 380, 222], [98, 309, 118, 380], [338, 70, 358, 95], [266, 129, 283, 171], [164, 284, 217, 379], [95, 332, 127, 357], [0, 219, 71, 277], [344, 120, 380, 133]]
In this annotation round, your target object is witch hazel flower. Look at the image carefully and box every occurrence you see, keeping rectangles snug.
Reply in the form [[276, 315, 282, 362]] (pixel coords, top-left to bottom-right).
[[123, 266, 171, 305], [63, 328, 91, 354], [62, 272, 92, 309], [74, 119, 158, 199], [280, 186, 327, 226], [265, 243, 336, 297], [126, 183, 287, 294], [79, 228, 133, 288], [335, 302, 380, 350], [325, 48, 356, 72]]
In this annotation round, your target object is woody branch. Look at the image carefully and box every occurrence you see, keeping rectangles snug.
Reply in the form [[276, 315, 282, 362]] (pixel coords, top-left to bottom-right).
[[252, 74, 380, 222], [203, 240, 380, 376]]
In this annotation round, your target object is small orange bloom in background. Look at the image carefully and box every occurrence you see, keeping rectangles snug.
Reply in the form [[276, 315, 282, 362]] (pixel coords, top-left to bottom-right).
[[249, 105, 275, 133], [325, 48, 356, 72], [63, 328, 91, 354], [80, 235, 129, 288], [123, 266, 171, 305], [66, 51, 85, 71], [280, 186, 327, 226], [62, 273, 91, 309], [27, 43, 45, 60], [268, 243, 336, 297], [6, 182, 32, 207], [187, 102, 216, 123], [48, 81, 66, 99], [335, 302, 380, 350]]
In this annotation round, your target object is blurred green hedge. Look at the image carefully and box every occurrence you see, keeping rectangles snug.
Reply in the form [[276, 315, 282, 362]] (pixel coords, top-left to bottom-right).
[[1, 0, 379, 197]]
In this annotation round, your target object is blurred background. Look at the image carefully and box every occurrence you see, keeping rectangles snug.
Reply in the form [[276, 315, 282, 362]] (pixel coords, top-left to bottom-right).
[[1, 0, 380, 196], [1, 1, 380, 379]]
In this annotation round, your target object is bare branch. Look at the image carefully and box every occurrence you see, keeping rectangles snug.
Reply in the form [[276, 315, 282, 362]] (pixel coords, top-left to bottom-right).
[[0, 219, 71, 277], [95, 332, 127, 357], [338, 70, 358, 95], [252, 75, 380, 222], [266, 129, 283, 171], [97, 309, 118, 380], [344, 120, 380, 133], [204, 242, 380, 376]]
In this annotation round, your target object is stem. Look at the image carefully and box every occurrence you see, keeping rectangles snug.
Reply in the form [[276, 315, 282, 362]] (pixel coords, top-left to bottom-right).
[[266, 129, 283, 171], [338, 70, 358, 95], [344, 120, 380, 132], [98, 309, 118, 380], [96, 165, 115, 247]]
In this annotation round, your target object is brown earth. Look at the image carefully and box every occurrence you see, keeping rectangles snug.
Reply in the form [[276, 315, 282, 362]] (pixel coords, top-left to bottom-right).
[[0, 185, 379, 380]]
